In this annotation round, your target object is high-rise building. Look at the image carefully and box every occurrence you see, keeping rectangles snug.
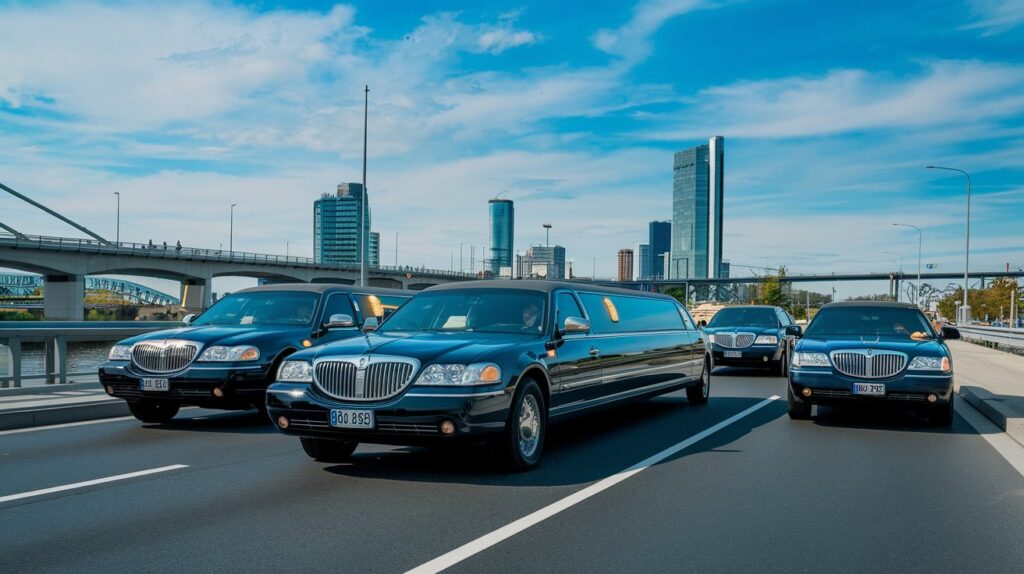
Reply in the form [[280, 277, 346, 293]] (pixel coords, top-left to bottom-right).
[[618, 249, 634, 282], [314, 183, 371, 266], [669, 136, 724, 279], [636, 243, 651, 280], [524, 245, 566, 280], [648, 221, 671, 279], [369, 231, 380, 268], [488, 198, 514, 274]]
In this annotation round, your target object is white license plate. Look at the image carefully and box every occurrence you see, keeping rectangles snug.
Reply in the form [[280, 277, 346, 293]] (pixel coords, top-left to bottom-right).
[[852, 382, 885, 396], [724, 351, 742, 358], [329, 409, 374, 429], [140, 378, 169, 392]]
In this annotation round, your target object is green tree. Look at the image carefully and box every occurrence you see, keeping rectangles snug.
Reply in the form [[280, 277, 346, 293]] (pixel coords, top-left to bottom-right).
[[937, 278, 1022, 321], [757, 266, 787, 307], [664, 287, 688, 306]]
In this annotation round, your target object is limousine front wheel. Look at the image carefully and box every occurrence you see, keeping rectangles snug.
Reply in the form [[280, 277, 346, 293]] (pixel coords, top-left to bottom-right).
[[686, 359, 711, 405], [127, 400, 179, 424], [497, 379, 546, 471], [300, 437, 359, 463]]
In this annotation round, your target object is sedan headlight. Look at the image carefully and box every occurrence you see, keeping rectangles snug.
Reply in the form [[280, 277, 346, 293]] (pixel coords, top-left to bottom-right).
[[414, 363, 502, 386], [754, 335, 778, 345], [197, 345, 260, 362], [108, 344, 132, 361], [277, 360, 313, 382], [792, 352, 830, 367], [909, 356, 951, 372], [706, 334, 716, 344]]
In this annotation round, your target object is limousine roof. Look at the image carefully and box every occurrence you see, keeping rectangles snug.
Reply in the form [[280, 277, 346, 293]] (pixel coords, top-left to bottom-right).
[[424, 279, 677, 300], [821, 301, 920, 309], [236, 283, 409, 296]]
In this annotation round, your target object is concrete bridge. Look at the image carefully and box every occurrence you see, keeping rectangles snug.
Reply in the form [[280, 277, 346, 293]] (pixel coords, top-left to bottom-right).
[[0, 234, 472, 319]]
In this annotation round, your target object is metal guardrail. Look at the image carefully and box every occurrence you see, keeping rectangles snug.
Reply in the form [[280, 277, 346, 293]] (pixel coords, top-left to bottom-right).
[[0, 233, 474, 280], [956, 325, 1024, 351]]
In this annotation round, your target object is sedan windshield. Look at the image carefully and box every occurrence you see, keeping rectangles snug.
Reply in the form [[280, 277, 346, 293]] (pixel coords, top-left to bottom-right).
[[708, 307, 778, 328], [379, 290, 546, 334], [192, 291, 320, 327], [805, 306, 935, 339]]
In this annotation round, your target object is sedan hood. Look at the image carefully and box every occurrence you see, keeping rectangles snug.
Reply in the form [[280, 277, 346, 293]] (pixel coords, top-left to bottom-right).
[[303, 331, 538, 365], [796, 335, 947, 357], [119, 325, 309, 348], [704, 326, 779, 336]]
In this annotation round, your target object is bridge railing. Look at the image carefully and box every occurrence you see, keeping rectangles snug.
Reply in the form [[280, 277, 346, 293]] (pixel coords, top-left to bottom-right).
[[956, 325, 1024, 353], [0, 233, 474, 280]]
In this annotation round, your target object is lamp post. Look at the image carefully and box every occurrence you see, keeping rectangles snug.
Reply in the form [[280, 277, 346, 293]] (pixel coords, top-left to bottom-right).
[[883, 251, 903, 301], [113, 192, 120, 246], [360, 85, 369, 287], [394, 232, 399, 268], [926, 165, 971, 323], [892, 223, 922, 305], [542, 223, 552, 247], [229, 203, 237, 255]]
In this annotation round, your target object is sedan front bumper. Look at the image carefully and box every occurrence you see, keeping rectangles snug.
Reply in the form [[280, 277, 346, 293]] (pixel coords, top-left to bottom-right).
[[789, 367, 954, 406], [98, 361, 274, 409], [711, 344, 784, 367]]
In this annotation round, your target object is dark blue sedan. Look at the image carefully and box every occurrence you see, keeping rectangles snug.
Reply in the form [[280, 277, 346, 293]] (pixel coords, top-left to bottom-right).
[[787, 302, 959, 426], [704, 305, 799, 376]]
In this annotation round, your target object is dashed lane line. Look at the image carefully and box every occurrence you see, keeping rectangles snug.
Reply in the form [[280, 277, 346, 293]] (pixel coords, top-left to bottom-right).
[[0, 465, 190, 504]]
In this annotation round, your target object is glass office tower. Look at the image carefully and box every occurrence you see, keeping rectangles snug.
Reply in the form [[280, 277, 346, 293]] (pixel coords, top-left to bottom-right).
[[648, 221, 671, 279], [669, 137, 724, 279], [314, 183, 371, 266], [489, 199, 514, 274]]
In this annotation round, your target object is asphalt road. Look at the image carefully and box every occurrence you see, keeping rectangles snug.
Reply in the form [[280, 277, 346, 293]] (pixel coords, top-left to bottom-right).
[[2, 368, 1023, 574]]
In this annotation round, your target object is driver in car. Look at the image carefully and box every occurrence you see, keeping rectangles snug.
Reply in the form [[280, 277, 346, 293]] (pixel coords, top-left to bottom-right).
[[522, 302, 540, 330]]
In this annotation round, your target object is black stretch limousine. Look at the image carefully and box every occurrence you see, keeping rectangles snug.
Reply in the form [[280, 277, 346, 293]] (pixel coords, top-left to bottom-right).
[[100, 284, 411, 423], [267, 281, 710, 470]]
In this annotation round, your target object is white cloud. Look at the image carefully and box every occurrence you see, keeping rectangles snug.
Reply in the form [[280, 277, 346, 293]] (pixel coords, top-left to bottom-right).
[[592, 0, 711, 63], [963, 0, 1024, 35]]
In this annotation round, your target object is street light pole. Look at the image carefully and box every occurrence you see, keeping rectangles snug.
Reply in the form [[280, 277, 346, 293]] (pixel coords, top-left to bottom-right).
[[360, 85, 369, 287], [892, 223, 922, 305], [542, 223, 552, 247], [113, 192, 120, 246], [229, 203, 237, 254], [394, 232, 399, 268], [926, 166, 971, 322]]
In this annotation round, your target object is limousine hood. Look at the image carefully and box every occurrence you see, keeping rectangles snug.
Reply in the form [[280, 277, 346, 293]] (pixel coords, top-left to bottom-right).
[[304, 331, 536, 365], [118, 325, 308, 348], [703, 326, 779, 336], [796, 335, 948, 358]]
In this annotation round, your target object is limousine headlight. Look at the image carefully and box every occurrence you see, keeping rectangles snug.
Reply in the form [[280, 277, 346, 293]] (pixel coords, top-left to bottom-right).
[[108, 344, 132, 361], [909, 356, 952, 372], [706, 334, 716, 344], [792, 352, 830, 367], [754, 335, 778, 345], [278, 360, 313, 382], [198, 345, 260, 362], [415, 363, 502, 386]]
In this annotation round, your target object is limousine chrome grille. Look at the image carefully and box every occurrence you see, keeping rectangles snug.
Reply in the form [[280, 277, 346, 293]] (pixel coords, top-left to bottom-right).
[[131, 341, 199, 373], [830, 350, 907, 379], [313, 356, 418, 402], [715, 332, 756, 349]]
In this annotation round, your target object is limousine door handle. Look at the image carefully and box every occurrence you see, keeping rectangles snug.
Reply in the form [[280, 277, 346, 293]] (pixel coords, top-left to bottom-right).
[[589, 346, 601, 357]]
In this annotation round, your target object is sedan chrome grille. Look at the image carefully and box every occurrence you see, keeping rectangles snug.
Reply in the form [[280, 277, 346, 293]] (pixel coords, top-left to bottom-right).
[[830, 350, 907, 379], [131, 341, 199, 373], [715, 332, 755, 349], [314, 357, 417, 401]]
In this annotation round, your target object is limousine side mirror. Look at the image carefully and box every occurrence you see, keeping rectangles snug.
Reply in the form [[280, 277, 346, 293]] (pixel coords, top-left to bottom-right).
[[941, 326, 960, 340], [362, 316, 380, 332], [182, 313, 196, 326], [698, 319, 707, 329], [562, 316, 590, 335], [325, 314, 355, 329], [785, 325, 803, 338]]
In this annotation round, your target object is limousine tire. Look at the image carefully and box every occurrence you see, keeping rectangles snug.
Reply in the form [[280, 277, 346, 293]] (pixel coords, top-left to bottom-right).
[[300, 437, 359, 462], [496, 378, 546, 471], [686, 359, 711, 405], [774, 351, 788, 378], [127, 400, 180, 424], [787, 385, 812, 420]]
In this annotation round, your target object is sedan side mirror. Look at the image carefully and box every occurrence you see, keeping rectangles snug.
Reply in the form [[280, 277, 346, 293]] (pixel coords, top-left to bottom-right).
[[785, 325, 803, 338], [941, 326, 960, 340], [562, 316, 590, 335], [325, 314, 355, 329], [362, 316, 380, 332], [698, 319, 707, 329], [182, 313, 196, 326]]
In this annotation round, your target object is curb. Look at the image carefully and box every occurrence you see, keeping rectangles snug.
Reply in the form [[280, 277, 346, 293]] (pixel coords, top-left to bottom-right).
[[0, 400, 130, 431], [958, 386, 1024, 447]]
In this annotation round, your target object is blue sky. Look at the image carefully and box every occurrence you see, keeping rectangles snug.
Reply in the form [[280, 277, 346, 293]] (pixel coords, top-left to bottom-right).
[[1, 0, 1023, 297]]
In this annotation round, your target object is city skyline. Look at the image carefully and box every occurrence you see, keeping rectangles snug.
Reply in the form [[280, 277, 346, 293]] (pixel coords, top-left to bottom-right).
[[0, 1, 1022, 298]]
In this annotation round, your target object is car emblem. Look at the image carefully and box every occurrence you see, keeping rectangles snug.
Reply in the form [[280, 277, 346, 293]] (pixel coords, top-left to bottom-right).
[[867, 349, 873, 356], [359, 357, 367, 368]]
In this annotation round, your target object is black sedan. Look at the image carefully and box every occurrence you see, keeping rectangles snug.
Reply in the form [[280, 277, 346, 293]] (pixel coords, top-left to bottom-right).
[[704, 305, 800, 376], [99, 284, 411, 423], [266, 280, 709, 470]]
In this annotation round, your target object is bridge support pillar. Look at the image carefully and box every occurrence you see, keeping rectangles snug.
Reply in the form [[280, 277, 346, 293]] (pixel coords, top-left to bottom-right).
[[43, 274, 84, 320], [181, 277, 213, 310]]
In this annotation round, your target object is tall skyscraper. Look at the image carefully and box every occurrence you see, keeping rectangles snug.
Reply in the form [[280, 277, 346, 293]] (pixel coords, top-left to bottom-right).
[[314, 183, 371, 266], [648, 221, 671, 279], [636, 243, 651, 280], [369, 231, 380, 268], [669, 136, 724, 279], [489, 198, 514, 274], [617, 249, 635, 282]]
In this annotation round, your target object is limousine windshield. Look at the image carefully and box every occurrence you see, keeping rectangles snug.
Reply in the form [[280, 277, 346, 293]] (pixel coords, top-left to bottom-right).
[[192, 291, 320, 327], [805, 306, 935, 339], [378, 290, 547, 334], [707, 307, 777, 328]]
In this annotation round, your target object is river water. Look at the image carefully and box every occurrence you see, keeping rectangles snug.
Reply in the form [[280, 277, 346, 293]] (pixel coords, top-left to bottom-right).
[[0, 341, 112, 387]]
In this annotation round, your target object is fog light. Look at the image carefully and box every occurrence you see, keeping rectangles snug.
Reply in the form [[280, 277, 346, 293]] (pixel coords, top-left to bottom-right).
[[212, 387, 224, 398], [277, 416, 289, 429], [927, 393, 938, 403], [763, 356, 769, 362], [440, 420, 456, 435], [105, 385, 114, 395], [801, 387, 813, 398]]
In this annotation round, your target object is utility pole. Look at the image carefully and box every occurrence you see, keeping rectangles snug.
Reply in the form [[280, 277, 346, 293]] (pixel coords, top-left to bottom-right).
[[394, 232, 399, 267], [543, 223, 552, 247], [459, 243, 464, 273], [113, 192, 120, 245], [926, 166, 971, 322], [360, 85, 369, 287], [229, 203, 237, 254]]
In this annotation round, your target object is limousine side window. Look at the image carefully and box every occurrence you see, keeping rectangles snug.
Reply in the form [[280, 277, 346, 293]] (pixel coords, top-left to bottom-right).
[[677, 305, 697, 330], [578, 293, 685, 333], [555, 292, 585, 331]]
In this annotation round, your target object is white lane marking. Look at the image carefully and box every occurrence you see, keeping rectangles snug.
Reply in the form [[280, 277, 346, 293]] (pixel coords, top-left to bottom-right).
[[406, 395, 781, 574], [954, 399, 1024, 478], [0, 407, 200, 436], [0, 465, 189, 504]]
